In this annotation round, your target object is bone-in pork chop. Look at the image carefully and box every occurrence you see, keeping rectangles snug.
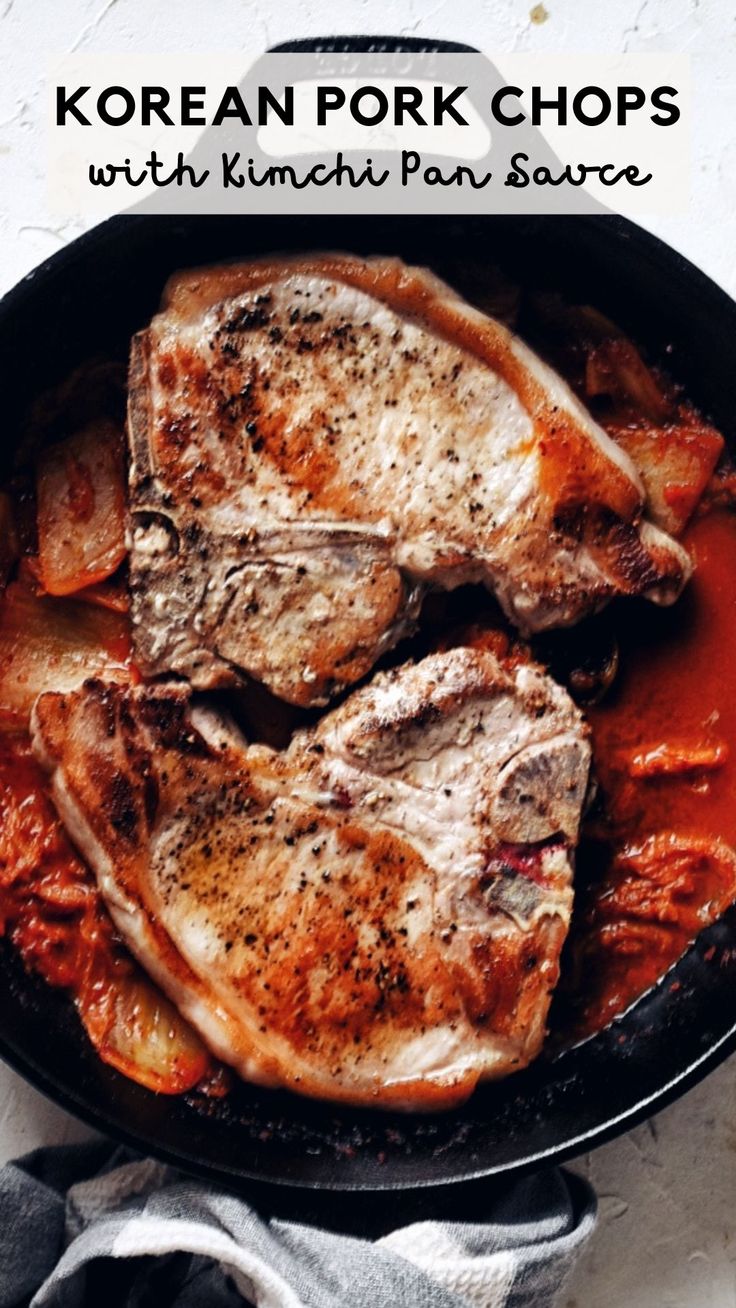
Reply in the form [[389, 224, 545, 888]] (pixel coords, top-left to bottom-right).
[[127, 254, 691, 706], [32, 648, 590, 1111]]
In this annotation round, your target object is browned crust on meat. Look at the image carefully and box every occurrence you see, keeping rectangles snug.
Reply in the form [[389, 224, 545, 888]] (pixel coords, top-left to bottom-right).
[[33, 683, 486, 1107], [31, 650, 588, 1111], [125, 253, 690, 705], [161, 253, 643, 525]]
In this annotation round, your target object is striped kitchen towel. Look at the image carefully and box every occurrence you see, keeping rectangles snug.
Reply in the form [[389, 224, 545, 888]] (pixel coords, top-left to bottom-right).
[[0, 1142, 595, 1308]]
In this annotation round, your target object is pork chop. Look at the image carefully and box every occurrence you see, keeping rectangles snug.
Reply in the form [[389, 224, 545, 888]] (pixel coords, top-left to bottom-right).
[[127, 254, 691, 706], [32, 648, 590, 1111]]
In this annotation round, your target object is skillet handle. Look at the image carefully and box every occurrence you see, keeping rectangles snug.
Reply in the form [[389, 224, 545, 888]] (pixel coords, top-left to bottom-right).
[[269, 34, 479, 54]]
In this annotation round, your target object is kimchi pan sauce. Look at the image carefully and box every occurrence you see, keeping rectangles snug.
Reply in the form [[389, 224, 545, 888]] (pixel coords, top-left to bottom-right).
[[592, 510, 736, 848], [1, 288, 736, 1096], [556, 508, 736, 1042]]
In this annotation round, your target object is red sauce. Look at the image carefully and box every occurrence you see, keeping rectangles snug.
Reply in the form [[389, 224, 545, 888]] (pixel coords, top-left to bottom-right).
[[558, 509, 736, 1039], [0, 734, 210, 1092], [0, 734, 131, 1001], [589, 510, 736, 844]]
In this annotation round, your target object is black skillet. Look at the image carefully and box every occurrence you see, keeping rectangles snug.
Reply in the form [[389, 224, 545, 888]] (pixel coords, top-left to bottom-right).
[[1, 41, 735, 1212]]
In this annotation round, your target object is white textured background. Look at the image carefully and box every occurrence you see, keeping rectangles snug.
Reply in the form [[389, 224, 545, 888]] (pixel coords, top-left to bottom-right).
[[0, 2, 735, 1306]]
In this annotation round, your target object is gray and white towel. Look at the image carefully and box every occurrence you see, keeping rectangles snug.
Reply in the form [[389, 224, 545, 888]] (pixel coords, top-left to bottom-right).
[[0, 1142, 595, 1308]]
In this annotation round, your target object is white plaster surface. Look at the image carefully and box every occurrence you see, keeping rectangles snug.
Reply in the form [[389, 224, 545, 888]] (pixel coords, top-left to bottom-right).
[[0, 2, 734, 1305]]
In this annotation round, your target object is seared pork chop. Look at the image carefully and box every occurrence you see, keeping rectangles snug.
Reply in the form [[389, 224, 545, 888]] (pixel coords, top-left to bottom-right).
[[32, 648, 590, 1111], [128, 254, 690, 706]]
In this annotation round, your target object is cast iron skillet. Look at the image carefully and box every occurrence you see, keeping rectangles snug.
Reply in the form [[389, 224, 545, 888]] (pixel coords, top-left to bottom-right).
[[1, 46, 736, 1207], [3, 209, 736, 1202]]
